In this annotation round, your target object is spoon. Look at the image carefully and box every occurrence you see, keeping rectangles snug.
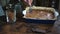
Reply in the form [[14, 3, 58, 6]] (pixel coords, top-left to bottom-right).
[[27, 0, 33, 13]]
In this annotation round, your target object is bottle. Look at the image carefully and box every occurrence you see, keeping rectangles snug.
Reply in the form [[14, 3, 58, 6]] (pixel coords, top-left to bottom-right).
[[14, 0, 23, 20], [15, 0, 23, 13]]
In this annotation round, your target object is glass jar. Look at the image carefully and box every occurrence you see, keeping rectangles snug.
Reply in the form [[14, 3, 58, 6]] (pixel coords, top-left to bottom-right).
[[6, 4, 16, 23]]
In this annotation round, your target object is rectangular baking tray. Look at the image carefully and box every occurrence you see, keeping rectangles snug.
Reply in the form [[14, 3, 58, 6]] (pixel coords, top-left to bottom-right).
[[22, 7, 59, 24]]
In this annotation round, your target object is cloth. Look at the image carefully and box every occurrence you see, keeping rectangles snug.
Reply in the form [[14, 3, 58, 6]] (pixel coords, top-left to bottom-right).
[[0, 5, 5, 16]]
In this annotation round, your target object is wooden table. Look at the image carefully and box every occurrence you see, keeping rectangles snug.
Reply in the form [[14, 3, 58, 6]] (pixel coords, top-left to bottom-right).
[[1, 21, 54, 34]]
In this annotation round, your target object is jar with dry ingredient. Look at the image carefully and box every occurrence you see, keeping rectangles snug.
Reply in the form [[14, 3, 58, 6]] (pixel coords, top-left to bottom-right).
[[6, 4, 16, 23]]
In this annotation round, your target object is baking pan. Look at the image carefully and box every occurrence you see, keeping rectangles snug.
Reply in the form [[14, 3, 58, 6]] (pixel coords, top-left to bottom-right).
[[22, 6, 59, 24]]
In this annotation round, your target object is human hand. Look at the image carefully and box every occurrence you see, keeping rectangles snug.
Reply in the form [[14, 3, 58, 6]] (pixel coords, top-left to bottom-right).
[[24, 0, 33, 6]]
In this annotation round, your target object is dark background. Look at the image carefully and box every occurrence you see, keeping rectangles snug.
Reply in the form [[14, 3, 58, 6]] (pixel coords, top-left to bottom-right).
[[0, 0, 59, 10], [33, 0, 59, 10]]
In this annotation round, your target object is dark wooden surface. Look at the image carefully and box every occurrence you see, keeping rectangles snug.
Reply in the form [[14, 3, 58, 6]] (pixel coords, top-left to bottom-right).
[[0, 20, 55, 34]]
